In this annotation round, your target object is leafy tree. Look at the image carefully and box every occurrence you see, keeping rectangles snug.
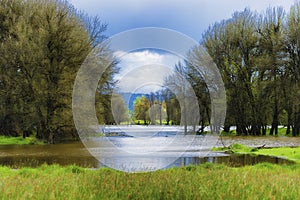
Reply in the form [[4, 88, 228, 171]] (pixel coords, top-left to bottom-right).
[[162, 89, 181, 125], [111, 94, 129, 124], [165, 63, 200, 133], [203, 9, 260, 135], [0, 0, 116, 143], [257, 7, 287, 135], [0, 0, 25, 136], [147, 91, 166, 125], [133, 96, 150, 125], [200, 7, 291, 136], [285, 2, 300, 136]]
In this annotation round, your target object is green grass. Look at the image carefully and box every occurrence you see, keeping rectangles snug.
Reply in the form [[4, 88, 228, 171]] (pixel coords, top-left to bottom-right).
[[0, 136, 43, 145], [213, 143, 300, 163], [0, 163, 299, 199], [212, 143, 254, 153], [221, 127, 288, 136], [253, 147, 300, 163]]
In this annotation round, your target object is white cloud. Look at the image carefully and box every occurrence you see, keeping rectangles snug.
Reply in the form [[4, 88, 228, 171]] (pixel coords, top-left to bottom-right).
[[113, 50, 182, 93]]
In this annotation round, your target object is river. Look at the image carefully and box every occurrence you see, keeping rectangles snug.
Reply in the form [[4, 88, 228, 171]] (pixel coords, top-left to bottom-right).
[[0, 126, 299, 172]]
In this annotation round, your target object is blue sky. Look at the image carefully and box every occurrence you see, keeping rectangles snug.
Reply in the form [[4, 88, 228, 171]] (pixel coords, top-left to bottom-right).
[[70, 0, 295, 41], [71, 0, 296, 93]]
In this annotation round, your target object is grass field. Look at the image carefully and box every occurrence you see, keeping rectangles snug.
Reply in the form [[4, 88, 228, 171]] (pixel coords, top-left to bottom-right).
[[0, 134, 299, 199], [0, 163, 299, 200]]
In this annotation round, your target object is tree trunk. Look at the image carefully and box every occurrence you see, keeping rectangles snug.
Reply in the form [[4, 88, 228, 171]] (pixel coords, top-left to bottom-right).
[[48, 131, 55, 144], [292, 108, 300, 136], [223, 124, 231, 133], [270, 102, 279, 136], [159, 105, 162, 125], [286, 108, 292, 135], [261, 125, 267, 136]]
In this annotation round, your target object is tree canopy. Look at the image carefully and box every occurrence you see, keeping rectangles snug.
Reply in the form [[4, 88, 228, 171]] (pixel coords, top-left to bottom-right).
[[198, 5, 300, 135], [0, 0, 117, 143]]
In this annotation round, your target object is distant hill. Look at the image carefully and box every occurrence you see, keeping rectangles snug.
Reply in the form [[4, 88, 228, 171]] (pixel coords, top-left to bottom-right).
[[120, 93, 150, 112]]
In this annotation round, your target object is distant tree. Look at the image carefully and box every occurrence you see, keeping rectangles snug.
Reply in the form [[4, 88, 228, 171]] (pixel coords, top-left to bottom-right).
[[147, 91, 166, 125], [148, 92, 157, 125], [185, 51, 212, 134], [161, 89, 181, 125], [133, 96, 150, 125], [111, 94, 129, 124], [167, 98, 181, 125], [165, 63, 200, 133]]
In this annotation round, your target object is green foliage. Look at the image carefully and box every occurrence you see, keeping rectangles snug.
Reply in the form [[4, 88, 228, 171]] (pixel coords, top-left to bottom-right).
[[133, 96, 150, 125], [0, 164, 300, 199], [164, 63, 202, 133], [164, 95, 181, 125], [0, 0, 116, 142], [0, 136, 43, 145], [230, 143, 253, 152], [200, 4, 300, 136], [221, 130, 237, 136]]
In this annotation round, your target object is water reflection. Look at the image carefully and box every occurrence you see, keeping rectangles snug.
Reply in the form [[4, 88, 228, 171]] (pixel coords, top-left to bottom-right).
[[0, 142, 295, 171], [171, 154, 295, 168]]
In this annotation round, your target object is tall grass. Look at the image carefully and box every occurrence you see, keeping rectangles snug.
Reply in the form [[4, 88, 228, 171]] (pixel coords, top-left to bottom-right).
[[0, 163, 299, 199]]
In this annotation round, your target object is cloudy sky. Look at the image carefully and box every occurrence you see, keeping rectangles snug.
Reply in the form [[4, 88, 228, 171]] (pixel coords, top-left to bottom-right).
[[70, 0, 295, 93], [113, 50, 180, 93]]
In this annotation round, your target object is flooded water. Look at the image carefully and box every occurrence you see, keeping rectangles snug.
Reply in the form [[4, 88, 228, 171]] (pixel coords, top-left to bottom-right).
[[0, 143, 99, 168], [0, 129, 298, 171]]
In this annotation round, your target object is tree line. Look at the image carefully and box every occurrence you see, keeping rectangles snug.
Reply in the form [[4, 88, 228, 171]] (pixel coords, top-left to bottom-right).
[[186, 3, 300, 136], [131, 62, 210, 135], [133, 2, 300, 136], [132, 91, 180, 126], [0, 0, 117, 143], [3, 0, 300, 141]]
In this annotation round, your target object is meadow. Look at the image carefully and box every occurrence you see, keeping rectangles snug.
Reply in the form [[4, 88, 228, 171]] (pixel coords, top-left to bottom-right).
[[1, 135, 300, 199], [0, 163, 299, 200]]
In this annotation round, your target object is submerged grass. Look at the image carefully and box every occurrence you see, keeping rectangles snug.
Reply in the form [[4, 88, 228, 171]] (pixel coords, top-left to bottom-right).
[[0, 163, 299, 199]]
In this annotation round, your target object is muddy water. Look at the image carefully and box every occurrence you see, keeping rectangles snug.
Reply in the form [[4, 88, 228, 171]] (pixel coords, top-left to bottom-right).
[[0, 143, 99, 168]]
